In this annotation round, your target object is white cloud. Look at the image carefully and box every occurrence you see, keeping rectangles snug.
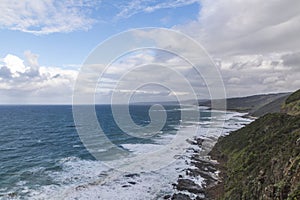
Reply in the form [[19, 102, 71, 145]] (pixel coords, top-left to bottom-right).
[[179, 0, 298, 55], [115, 0, 199, 19], [2, 54, 27, 76], [0, 0, 202, 34], [227, 77, 240, 84], [0, 52, 78, 104], [218, 53, 300, 97], [70, 0, 300, 100], [263, 76, 279, 85], [168, 0, 300, 96], [176, 0, 300, 56], [71, 46, 210, 104], [0, 0, 96, 34], [1, 1, 299, 102]]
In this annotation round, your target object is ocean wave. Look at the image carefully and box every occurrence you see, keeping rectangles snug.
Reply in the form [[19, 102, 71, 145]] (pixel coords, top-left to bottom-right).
[[1, 110, 253, 200]]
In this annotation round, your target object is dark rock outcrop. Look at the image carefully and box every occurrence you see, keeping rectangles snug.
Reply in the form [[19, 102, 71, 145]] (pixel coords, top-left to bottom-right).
[[171, 193, 192, 200], [176, 179, 204, 194]]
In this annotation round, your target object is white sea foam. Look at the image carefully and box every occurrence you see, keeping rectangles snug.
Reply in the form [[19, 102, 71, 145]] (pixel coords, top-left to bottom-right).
[[27, 155, 188, 200]]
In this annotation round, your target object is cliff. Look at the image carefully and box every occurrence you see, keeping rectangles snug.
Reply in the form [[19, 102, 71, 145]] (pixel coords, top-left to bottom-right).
[[199, 93, 290, 117], [208, 89, 300, 200], [281, 89, 300, 116]]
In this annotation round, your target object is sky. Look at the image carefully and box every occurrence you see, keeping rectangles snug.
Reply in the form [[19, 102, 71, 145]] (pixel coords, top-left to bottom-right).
[[0, 0, 299, 104]]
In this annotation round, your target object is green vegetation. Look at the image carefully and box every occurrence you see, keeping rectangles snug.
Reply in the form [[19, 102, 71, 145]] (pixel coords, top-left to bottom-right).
[[209, 89, 300, 200], [282, 89, 300, 116], [286, 89, 300, 104]]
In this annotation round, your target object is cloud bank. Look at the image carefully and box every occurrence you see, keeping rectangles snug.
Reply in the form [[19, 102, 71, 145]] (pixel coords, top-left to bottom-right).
[[174, 0, 300, 96], [0, 0, 299, 103], [0, 52, 77, 104]]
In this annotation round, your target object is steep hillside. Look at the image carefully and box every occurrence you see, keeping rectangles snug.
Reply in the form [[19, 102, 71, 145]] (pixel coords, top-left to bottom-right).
[[281, 89, 300, 116], [208, 90, 300, 200], [251, 95, 289, 117], [199, 93, 290, 117]]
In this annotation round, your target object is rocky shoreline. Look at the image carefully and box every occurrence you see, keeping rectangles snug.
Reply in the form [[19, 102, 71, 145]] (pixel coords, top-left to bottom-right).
[[164, 112, 255, 200], [163, 137, 222, 200]]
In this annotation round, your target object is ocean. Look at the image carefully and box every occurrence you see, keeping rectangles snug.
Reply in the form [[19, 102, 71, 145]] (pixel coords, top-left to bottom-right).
[[0, 105, 252, 199]]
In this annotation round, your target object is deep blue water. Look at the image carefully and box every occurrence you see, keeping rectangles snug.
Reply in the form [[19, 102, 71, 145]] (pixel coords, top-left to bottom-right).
[[0, 105, 214, 197], [0, 106, 87, 194]]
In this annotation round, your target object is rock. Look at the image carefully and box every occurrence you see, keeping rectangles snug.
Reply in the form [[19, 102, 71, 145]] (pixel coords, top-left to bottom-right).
[[163, 194, 171, 199], [171, 193, 191, 200], [186, 168, 217, 186], [124, 173, 139, 178], [128, 181, 136, 185], [75, 185, 87, 191], [8, 193, 17, 198], [176, 179, 204, 194], [122, 185, 130, 188], [195, 138, 204, 146], [190, 160, 217, 173], [186, 138, 204, 146]]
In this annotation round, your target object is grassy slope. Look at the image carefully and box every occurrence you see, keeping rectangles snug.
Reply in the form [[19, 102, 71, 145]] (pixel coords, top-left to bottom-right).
[[199, 93, 290, 117], [209, 90, 300, 200], [281, 89, 300, 116]]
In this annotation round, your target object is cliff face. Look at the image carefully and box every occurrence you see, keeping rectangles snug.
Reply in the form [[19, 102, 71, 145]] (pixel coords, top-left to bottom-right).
[[209, 90, 300, 200]]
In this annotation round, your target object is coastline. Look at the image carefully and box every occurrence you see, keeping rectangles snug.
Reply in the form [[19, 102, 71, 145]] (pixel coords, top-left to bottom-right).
[[0, 109, 252, 199], [167, 111, 253, 200], [204, 112, 300, 199], [169, 137, 220, 200], [170, 89, 300, 200]]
